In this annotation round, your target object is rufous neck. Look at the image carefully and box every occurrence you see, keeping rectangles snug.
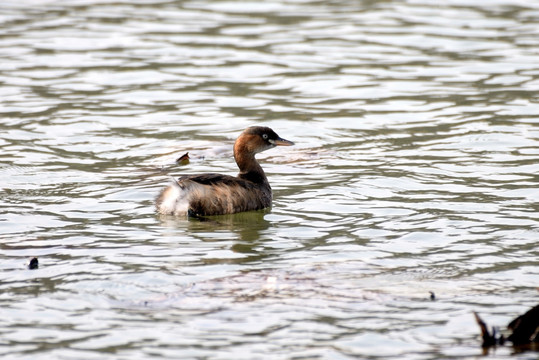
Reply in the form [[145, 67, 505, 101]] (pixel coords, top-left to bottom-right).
[[234, 141, 268, 184]]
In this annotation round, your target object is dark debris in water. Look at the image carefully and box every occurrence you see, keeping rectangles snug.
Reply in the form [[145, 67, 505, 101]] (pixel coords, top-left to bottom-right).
[[474, 311, 503, 347], [507, 305, 539, 345], [27, 257, 39, 270], [176, 152, 190, 165], [475, 304, 539, 349]]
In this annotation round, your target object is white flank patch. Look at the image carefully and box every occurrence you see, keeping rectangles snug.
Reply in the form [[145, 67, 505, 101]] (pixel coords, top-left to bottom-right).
[[158, 182, 189, 215]]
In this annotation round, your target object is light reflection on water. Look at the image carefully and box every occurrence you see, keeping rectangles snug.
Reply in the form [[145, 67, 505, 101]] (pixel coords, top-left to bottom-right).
[[1, 0, 538, 358]]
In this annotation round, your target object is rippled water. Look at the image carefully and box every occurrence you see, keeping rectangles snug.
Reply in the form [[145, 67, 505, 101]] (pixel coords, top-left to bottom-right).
[[1, 0, 538, 358]]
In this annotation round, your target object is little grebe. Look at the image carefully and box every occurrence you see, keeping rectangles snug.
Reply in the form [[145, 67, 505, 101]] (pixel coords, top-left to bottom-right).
[[156, 126, 294, 216]]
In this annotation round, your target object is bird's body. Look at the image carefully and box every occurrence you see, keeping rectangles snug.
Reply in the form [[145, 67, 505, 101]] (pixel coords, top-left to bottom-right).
[[156, 126, 293, 216]]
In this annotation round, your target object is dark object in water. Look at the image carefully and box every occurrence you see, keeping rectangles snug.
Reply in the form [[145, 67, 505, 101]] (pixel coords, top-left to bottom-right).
[[176, 152, 190, 165], [474, 304, 539, 348], [429, 291, 435, 301], [28, 257, 39, 270], [507, 305, 539, 345], [474, 312, 503, 347]]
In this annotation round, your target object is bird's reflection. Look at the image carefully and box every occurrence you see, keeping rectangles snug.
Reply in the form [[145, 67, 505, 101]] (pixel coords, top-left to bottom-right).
[[158, 209, 271, 260]]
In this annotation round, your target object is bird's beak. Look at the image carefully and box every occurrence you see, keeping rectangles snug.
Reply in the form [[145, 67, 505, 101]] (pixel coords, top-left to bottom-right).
[[270, 137, 294, 146]]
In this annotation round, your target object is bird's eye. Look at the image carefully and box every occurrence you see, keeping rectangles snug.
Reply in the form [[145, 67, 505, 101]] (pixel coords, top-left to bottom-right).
[[262, 134, 268, 140]]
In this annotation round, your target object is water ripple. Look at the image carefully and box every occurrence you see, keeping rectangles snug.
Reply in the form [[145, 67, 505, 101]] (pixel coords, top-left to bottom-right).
[[1, 0, 538, 358]]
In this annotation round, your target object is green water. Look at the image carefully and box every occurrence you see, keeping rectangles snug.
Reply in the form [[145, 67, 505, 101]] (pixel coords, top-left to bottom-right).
[[1, 0, 538, 359]]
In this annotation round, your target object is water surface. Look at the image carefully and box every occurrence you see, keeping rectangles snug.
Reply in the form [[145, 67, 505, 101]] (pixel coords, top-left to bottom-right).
[[1, 0, 538, 359]]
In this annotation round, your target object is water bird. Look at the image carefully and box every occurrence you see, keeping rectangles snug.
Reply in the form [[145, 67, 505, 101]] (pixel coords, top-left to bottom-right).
[[156, 126, 294, 216]]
